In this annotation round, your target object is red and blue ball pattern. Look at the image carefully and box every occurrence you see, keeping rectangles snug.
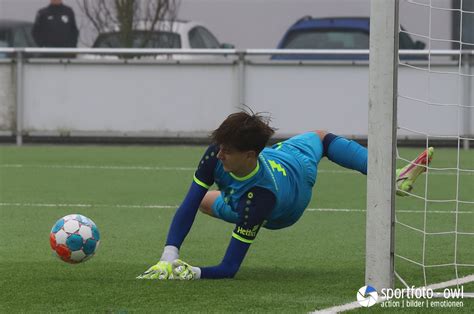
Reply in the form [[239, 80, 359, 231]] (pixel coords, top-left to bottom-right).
[[50, 214, 100, 264]]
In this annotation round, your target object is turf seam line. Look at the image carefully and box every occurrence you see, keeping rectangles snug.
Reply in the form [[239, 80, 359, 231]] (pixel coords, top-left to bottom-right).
[[0, 163, 471, 176], [0, 164, 196, 171], [0, 164, 353, 173], [0, 203, 472, 214]]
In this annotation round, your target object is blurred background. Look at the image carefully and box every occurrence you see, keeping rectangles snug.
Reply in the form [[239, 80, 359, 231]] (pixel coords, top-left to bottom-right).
[[0, 0, 472, 145], [0, 0, 465, 49]]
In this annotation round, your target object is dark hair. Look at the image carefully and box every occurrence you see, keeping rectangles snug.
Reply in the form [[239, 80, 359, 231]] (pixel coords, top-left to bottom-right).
[[211, 110, 276, 154]]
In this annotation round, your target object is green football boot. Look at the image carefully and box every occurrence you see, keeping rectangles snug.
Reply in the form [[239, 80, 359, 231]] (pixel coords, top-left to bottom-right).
[[396, 147, 434, 196]]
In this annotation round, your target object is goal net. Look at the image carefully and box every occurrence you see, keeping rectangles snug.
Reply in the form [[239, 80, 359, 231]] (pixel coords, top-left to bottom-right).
[[395, 0, 474, 294]]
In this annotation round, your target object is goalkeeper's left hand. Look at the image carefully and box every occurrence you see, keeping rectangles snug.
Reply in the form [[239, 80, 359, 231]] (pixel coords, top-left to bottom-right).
[[172, 259, 199, 280]]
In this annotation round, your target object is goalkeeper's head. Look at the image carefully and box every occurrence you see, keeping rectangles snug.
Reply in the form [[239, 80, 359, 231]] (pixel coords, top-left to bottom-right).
[[211, 111, 275, 172]]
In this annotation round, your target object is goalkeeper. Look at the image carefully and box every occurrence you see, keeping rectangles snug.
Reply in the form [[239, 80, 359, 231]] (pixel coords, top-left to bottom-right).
[[137, 111, 433, 280]]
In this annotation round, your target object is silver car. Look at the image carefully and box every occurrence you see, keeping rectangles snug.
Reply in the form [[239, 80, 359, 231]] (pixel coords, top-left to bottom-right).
[[87, 20, 233, 60]]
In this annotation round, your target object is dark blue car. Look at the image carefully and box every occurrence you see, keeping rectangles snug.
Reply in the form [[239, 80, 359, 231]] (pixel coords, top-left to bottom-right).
[[274, 16, 425, 60]]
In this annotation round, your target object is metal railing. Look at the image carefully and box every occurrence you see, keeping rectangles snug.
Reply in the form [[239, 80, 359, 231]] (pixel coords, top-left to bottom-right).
[[2, 47, 473, 57], [2, 47, 472, 55]]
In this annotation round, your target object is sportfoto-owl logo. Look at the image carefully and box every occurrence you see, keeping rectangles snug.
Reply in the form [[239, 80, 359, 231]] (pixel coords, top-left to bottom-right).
[[357, 285, 378, 307]]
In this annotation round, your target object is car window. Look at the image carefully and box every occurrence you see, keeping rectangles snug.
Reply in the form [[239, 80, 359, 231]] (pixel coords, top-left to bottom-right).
[[0, 29, 11, 46], [13, 26, 36, 47], [0, 38, 8, 57], [282, 29, 370, 49], [399, 32, 417, 49], [197, 27, 220, 48], [0, 39, 6, 57], [188, 27, 205, 48], [94, 31, 181, 48], [189, 27, 220, 48]]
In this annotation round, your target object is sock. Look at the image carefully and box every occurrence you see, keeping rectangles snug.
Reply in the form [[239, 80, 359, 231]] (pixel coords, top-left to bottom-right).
[[323, 133, 367, 175], [191, 266, 202, 279], [160, 245, 179, 262]]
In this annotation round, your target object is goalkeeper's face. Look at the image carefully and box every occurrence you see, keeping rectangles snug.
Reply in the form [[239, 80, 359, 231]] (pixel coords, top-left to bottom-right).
[[217, 144, 257, 174]]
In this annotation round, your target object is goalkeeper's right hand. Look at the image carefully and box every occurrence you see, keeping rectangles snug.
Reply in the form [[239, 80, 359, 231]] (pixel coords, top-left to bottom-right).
[[171, 259, 198, 280], [136, 261, 174, 280]]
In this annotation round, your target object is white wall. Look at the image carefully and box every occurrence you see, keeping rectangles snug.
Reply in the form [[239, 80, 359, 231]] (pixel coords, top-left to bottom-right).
[[21, 61, 237, 136], [0, 59, 471, 138]]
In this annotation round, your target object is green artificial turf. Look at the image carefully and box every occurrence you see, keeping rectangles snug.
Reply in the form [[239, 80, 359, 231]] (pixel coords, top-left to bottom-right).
[[0, 145, 472, 313]]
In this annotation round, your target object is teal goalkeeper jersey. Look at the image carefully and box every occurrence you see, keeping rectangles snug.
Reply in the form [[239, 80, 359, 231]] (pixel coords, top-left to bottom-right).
[[213, 145, 315, 229]]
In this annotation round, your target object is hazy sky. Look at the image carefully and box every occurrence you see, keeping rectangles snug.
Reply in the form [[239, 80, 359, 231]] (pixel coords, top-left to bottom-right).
[[0, 0, 452, 48]]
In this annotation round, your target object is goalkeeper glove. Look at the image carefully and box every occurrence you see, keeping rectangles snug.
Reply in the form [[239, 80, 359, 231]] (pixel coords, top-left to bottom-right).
[[172, 259, 200, 280], [136, 261, 174, 280]]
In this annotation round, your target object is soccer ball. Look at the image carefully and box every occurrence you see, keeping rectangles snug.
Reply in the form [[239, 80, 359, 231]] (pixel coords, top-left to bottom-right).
[[50, 214, 100, 264]]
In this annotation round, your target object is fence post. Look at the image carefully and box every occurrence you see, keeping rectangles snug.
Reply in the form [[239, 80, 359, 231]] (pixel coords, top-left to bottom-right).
[[16, 49, 24, 146], [237, 51, 246, 107]]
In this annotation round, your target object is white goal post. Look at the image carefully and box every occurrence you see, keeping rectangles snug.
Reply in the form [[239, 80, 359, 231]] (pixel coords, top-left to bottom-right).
[[366, 0, 399, 291]]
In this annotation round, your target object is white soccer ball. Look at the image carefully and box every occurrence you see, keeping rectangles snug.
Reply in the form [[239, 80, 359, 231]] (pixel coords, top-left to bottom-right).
[[49, 214, 101, 264]]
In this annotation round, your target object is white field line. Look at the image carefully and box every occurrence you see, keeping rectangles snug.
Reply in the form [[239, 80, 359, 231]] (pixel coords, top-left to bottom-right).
[[0, 163, 471, 176], [312, 275, 474, 314], [307, 208, 474, 214], [0, 202, 472, 214], [0, 202, 177, 209], [426, 274, 474, 292], [311, 299, 368, 314], [0, 164, 196, 171]]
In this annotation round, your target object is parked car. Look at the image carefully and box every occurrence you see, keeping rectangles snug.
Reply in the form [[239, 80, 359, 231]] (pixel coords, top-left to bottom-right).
[[88, 20, 234, 59], [0, 20, 37, 57], [273, 16, 426, 60]]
